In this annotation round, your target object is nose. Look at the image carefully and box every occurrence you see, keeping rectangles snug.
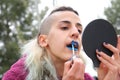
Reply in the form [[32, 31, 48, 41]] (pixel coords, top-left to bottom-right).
[[71, 27, 79, 39]]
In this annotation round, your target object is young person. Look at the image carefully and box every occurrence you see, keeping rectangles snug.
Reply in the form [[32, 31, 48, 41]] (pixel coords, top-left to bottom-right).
[[2, 6, 120, 80]]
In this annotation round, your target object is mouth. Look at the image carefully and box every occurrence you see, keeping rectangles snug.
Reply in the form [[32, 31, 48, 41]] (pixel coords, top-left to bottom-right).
[[67, 41, 79, 51]]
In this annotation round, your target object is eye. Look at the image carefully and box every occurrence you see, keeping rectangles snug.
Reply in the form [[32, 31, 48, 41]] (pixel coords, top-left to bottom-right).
[[61, 26, 69, 30], [78, 29, 82, 34]]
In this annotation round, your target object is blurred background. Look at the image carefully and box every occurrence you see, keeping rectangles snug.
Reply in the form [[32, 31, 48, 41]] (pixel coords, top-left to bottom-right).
[[0, 0, 120, 79]]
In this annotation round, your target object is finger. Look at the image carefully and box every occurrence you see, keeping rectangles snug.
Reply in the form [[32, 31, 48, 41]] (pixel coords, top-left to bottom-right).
[[71, 58, 85, 79], [103, 42, 119, 59], [97, 51, 120, 75], [117, 35, 120, 51], [96, 50, 116, 65], [71, 58, 84, 69], [63, 60, 72, 75], [97, 53, 115, 70]]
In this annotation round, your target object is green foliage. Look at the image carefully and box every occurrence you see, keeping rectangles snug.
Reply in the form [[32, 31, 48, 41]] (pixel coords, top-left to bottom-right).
[[0, 0, 30, 77], [0, 41, 20, 73], [104, 0, 120, 34], [0, 0, 48, 79]]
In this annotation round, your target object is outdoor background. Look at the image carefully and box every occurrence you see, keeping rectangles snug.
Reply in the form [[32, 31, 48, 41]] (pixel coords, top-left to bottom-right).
[[0, 0, 120, 79]]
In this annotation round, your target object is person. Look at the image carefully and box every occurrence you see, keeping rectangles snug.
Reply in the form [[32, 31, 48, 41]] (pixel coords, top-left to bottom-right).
[[2, 6, 120, 80]]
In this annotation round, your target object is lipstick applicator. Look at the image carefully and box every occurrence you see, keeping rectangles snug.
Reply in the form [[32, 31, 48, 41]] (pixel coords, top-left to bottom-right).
[[71, 41, 77, 60]]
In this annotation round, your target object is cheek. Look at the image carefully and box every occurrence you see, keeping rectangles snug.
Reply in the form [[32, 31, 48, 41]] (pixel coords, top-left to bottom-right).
[[48, 29, 65, 44], [47, 32, 66, 55], [78, 37, 82, 49], [47, 37, 63, 56], [47, 32, 62, 48]]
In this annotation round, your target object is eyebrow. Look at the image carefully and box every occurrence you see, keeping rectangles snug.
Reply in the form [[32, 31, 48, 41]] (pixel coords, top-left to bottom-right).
[[60, 20, 82, 28], [76, 23, 82, 27], [60, 20, 71, 24]]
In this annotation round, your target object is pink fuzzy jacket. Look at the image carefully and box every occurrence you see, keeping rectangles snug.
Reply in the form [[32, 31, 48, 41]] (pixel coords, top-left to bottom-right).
[[2, 57, 94, 80]]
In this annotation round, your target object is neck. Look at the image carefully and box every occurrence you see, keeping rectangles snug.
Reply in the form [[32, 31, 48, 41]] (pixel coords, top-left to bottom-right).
[[55, 62, 64, 77], [51, 56, 65, 79], [46, 50, 65, 79]]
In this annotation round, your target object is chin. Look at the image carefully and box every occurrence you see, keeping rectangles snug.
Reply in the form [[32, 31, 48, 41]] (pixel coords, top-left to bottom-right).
[[63, 55, 72, 61]]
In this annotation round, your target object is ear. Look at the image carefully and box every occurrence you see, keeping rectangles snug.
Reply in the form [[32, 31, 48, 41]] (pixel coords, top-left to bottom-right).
[[38, 35, 48, 47]]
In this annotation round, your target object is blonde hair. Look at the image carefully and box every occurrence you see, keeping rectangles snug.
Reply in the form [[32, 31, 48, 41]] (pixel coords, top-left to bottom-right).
[[21, 38, 58, 80]]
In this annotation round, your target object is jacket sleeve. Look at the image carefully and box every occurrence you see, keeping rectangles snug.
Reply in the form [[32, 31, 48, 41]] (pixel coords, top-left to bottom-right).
[[84, 73, 94, 80], [2, 57, 27, 80]]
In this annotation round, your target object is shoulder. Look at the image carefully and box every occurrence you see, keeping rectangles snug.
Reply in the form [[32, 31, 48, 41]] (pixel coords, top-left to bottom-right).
[[84, 73, 94, 80], [2, 56, 28, 80]]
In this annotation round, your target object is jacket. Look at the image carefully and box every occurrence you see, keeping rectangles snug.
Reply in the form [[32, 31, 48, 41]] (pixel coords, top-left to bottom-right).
[[2, 57, 94, 80]]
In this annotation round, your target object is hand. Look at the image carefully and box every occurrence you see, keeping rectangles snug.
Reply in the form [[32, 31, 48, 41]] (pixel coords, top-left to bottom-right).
[[116, 35, 120, 75], [62, 58, 85, 80], [96, 42, 120, 80]]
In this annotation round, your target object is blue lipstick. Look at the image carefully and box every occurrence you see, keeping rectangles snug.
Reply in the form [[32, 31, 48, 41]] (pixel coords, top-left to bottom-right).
[[67, 41, 78, 51], [67, 41, 79, 60]]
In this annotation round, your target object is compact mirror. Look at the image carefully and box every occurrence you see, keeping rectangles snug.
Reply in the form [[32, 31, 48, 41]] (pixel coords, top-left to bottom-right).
[[82, 19, 117, 67]]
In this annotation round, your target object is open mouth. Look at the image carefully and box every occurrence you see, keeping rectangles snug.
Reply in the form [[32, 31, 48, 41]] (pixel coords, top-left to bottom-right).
[[67, 41, 79, 51]]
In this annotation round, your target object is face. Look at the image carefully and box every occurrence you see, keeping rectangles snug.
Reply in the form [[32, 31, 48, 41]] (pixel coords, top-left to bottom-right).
[[44, 11, 82, 62]]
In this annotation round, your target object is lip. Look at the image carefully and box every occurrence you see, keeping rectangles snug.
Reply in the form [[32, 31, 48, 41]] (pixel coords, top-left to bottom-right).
[[67, 41, 79, 51]]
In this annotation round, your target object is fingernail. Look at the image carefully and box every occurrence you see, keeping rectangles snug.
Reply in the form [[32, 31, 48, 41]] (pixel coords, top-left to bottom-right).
[[103, 42, 108, 45], [96, 49, 101, 57], [96, 49, 100, 52]]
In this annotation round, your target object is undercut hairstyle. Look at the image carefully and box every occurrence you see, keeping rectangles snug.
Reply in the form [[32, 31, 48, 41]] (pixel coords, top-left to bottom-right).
[[49, 6, 79, 16]]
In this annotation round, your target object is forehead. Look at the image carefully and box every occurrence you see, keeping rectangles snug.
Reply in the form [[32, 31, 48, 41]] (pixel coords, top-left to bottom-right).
[[49, 11, 81, 24], [39, 11, 82, 35]]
